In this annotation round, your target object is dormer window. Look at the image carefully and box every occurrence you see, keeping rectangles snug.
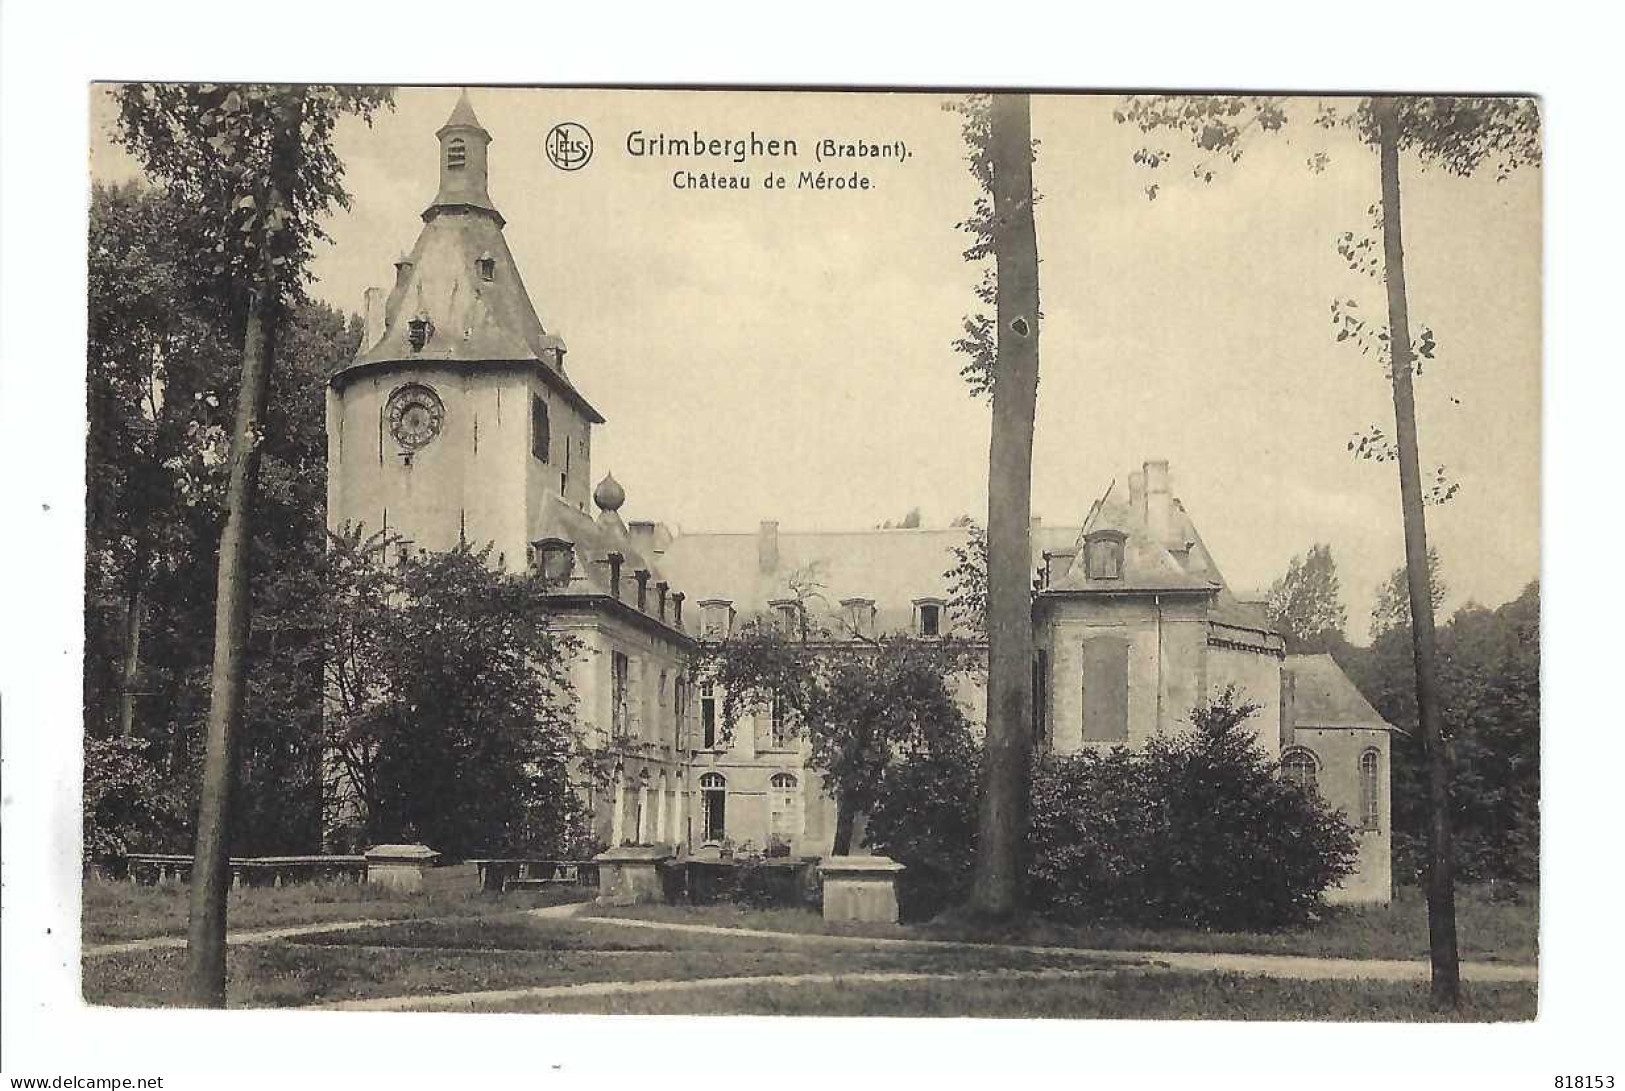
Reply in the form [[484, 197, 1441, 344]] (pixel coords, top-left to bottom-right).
[[529, 538, 575, 587], [769, 598, 804, 639], [1083, 530, 1126, 581], [476, 252, 495, 281], [407, 316, 433, 352], [840, 597, 876, 639], [699, 599, 734, 640], [446, 138, 467, 170], [913, 598, 945, 638]]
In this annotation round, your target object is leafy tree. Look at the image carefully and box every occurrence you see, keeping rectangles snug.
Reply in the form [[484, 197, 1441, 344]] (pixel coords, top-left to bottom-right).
[[950, 92, 1043, 920], [113, 82, 390, 1006], [83, 737, 189, 866], [1370, 546, 1447, 641], [1266, 543, 1350, 653], [1117, 92, 1539, 1007], [281, 527, 588, 858], [1344, 582, 1540, 885], [701, 617, 976, 856]]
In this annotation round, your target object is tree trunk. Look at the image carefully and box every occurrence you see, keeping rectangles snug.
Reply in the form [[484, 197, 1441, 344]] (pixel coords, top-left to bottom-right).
[[117, 556, 147, 738], [184, 105, 298, 1008], [968, 94, 1041, 920], [1374, 95, 1460, 1010], [832, 796, 857, 856]]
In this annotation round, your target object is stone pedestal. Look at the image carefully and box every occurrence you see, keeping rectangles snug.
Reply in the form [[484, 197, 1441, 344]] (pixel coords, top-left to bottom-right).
[[819, 855, 905, 923], [364, 843, 439, 893], [594, 844, 674, 905]]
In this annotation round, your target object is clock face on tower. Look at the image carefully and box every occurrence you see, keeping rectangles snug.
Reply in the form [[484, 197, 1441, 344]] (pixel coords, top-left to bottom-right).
[[386, 383, 445, 450]]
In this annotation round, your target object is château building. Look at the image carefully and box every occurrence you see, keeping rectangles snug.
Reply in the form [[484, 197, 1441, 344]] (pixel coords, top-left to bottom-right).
[[327, 92, 1397, 904]]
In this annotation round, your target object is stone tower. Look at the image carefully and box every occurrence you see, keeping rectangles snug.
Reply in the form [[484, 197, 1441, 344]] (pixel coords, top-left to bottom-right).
[[326, 90, 603, 567]]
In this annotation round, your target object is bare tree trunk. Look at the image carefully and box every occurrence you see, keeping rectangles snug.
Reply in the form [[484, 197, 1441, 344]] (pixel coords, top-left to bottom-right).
[[117, 554, 147, 738], [832, 797, 857, 856], [184, 106, 298, 1007], [969, 94, 1040, 920], [1374, 95, 1460, 1010]]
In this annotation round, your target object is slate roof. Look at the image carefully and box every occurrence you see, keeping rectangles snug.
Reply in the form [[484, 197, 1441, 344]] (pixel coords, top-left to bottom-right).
[[333, 93, 602, 424], [658, 523, 1080, 638], [1286, 654, 1396, 732], [533, 492, 689, 640], [1046, 484, 1219, 595]]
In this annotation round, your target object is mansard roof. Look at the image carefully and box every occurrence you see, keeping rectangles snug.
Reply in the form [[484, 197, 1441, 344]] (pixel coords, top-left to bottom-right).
[[333, 93, 603, 423], [530, 493, 689, 640], [658, 522, 1079, 638], [1046, 487, 1218, 595]]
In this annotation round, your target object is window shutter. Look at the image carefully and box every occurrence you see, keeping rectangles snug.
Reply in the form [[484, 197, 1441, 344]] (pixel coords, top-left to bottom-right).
[[1080, 635, 1130, 742]]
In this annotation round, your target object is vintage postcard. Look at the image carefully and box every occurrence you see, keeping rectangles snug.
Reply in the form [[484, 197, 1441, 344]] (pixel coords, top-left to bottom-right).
[[79, 85, 1540, 1022]]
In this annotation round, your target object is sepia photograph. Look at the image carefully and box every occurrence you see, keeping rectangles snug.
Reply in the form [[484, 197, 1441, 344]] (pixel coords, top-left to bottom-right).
[[70, 82, 1542, 1023]]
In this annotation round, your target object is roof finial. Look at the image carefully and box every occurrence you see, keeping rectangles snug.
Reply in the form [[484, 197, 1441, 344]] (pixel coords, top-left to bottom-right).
[[594, 472, 626, 513]]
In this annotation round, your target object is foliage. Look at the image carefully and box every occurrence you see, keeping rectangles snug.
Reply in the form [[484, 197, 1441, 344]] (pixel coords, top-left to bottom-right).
[[874, 693, 1358, 930], [86, 181, 366, 854], [272, 527, 587, 858], [864, 724, 983, 921], [1029, 692, 1358, 929], [699, 616, 977, 852], [1340, 582, 1540, 883], [1266, 543, 1349, 653], [1369, 546, 1448, 640], [944, 519, 989, 640], [83, 737, 190, 864], [113, 84, 391, 304]]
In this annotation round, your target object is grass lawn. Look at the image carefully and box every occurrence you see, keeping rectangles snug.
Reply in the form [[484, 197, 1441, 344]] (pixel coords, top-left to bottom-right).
[[81, 864, 591, 945], [588, 883, 1536, 965], [83, 914, 1114, 1009], [479, 969, 1536, 1021]]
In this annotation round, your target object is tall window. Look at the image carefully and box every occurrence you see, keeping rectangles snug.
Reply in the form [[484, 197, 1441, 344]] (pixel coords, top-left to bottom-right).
[[700, 681, 717, 750], [611, 652, 630, 739], [700, 772, 727, 842], [674, 677, 687, 750], [768, 772, 801, 849], [1032, 649, 1049, 744], [531, 395, 550, 463], [658, 671, 669, 746], [769, 697, 792, 750], [1359, 749, 1381, 829], [1282, 747, 1319, 794]]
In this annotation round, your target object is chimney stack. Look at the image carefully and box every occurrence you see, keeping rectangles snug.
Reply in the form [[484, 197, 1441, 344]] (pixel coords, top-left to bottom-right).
[[758, 520, 780, 574], [1143, 460, 1173, 545], [361, 287, 386, 352], [1128, 470, 1146, 519], [628, 521, 656, 555]]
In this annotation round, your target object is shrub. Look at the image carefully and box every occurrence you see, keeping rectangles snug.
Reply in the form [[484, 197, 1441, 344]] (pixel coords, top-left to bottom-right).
[[863, 730, 982, 921], [867, 691, 1359, 930], [82, 735, 189, 864], [1030, 691, 1359, 930]]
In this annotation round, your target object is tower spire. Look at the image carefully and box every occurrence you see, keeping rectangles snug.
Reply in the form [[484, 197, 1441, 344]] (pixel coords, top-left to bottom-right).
[[427, 88, 498, 222]]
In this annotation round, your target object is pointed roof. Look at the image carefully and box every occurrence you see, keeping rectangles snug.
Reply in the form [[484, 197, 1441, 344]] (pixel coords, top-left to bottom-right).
[[1046, 483, 1217, 594], [438, 88, 486, 135]]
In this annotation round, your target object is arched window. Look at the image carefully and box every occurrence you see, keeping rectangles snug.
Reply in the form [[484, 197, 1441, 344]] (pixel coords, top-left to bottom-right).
[[768, 772, 801, 852], [770, 772, 798, 789], [1359, 748, 1381, 830], [699, 772, 727, 842], [446, 138, 467, 170], [1282, 747, 1320, 793]]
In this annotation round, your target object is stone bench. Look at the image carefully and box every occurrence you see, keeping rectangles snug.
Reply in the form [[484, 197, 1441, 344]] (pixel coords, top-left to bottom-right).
[[120, 853, 367, 888], [469, 858, 599, 893]]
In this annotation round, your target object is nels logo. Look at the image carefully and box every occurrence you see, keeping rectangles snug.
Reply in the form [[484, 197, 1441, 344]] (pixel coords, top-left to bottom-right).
[[545, 122, 593, 171]]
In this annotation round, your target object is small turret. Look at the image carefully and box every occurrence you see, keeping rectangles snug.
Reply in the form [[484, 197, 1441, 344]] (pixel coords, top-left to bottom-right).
[[427, 89, 498, 221]]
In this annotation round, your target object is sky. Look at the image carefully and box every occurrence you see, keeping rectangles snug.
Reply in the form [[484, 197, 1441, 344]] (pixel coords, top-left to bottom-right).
[[88, 87, 1541, 638]]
